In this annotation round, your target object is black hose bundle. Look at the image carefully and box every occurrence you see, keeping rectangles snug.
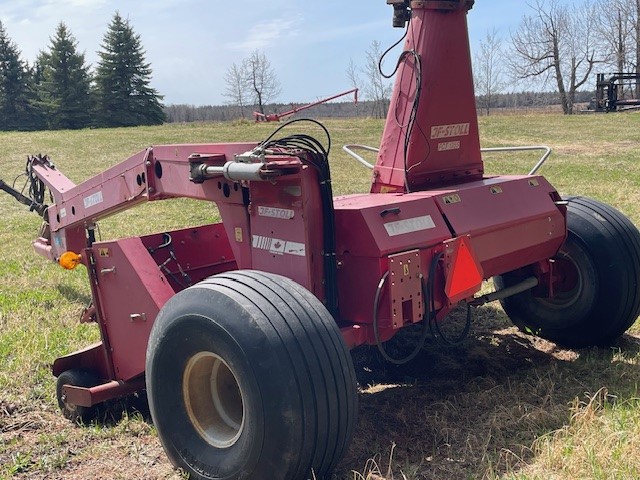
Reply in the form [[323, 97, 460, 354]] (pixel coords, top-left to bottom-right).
[[259, 119, 338, 317], [25, 155, 48, 207]]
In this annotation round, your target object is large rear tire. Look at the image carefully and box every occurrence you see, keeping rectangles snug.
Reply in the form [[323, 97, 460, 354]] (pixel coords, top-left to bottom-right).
[[146, 270, 357, 480], [495, 196, 640, 348]]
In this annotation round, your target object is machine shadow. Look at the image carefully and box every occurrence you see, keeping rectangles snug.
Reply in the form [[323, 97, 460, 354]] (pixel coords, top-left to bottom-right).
[[339, 306, 640, 479], [89, 391, 152, 427], [79, 303, 640, 479], [56, 284, 92, 306]]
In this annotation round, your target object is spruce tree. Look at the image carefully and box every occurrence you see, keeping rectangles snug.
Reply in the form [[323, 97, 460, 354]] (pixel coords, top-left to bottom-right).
[[0, 22, 42, 130], [94, 12, 164, 127], [38, 23, 93, 129]]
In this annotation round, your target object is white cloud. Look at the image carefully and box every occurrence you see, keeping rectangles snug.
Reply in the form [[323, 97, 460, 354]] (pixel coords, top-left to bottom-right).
[[229, 15, 301, 52]]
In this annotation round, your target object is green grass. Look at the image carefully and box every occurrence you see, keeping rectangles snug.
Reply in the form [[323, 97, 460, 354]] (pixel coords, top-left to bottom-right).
[[1, 113, 640, 479]]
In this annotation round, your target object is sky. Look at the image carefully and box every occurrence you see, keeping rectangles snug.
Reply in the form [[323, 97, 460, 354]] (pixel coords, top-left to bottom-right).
[[0, 1, 575, 106]]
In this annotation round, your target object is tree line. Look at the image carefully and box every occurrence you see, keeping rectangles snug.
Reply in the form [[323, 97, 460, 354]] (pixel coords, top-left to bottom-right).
[[165, 100, 362, 123], [221, 0, 638, 121], [163, 90, 593, 124], [4, 2, 633, 131], [475, 0, 640, 115], [0, 13, 164, 131]]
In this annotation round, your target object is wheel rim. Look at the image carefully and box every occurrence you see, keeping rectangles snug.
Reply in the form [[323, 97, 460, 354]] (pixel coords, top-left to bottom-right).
[[540, 254, 583, 308], [183, 352, 245, 448], [535, 242, 597, 315]]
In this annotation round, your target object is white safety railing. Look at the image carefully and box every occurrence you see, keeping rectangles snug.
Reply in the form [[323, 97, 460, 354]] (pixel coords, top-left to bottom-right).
[[342, 144, 552, 176]]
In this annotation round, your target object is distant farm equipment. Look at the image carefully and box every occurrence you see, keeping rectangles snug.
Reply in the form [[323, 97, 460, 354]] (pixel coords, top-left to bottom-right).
[[254, 88, 358, 122], [590, 73, 640, 112]]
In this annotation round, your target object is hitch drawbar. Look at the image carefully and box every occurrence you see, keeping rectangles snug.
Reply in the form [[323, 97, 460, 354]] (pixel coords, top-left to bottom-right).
[[0, 179, 48, 217]]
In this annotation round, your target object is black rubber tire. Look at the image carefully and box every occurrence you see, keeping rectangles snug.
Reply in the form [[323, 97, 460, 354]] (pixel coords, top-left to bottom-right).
[[56, 369, 99, 424], [495, 196, 640, 348], [146, 270, 357, 480]]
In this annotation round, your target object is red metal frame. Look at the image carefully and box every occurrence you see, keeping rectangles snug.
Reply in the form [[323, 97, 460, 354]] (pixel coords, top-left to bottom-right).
[[29, 0, 567, 406]]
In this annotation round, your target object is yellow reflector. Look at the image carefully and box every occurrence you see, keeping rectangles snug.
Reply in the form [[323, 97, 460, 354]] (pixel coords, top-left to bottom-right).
[[59, 251, 82, 270]]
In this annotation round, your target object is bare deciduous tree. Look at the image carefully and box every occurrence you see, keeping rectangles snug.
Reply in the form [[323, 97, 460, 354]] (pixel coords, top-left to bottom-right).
[[223, 62, 250, 119], [363, 40, 392, 119], [510, 0, 600, 114], [634, 0, 640, 95], [346, 58, 361, 90], [596, 0, 635, 98], [245, 50, 281, 116], [346, 58, 361, 117], [473, 28, 505, 115]]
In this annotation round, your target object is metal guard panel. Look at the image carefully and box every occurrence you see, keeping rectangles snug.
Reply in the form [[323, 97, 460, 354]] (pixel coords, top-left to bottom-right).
[[334, 193, 453, 257], [92, 237, 175, 381], [434, 175, 566, 277]]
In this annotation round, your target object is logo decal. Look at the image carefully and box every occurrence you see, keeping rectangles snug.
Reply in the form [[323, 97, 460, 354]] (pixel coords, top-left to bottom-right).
[[83, 191, 103, 209], [257, 206, 295, 220], [430, 123, 470, 140], [384, 215, 436, 237]]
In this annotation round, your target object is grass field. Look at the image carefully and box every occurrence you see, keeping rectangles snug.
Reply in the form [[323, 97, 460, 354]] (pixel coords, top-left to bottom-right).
[[1, 113, 640, 479]]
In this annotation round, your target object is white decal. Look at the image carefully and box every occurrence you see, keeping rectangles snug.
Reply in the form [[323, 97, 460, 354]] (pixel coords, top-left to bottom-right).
[[83, 191, 104, 209], [252, 236, 306, 257], [59, 208, 67, 218], [258, 206, 295, 220], [384, 215, 436, 237], [284, 241, 306, 257], [430, 123, 470, 140], [438, 141, 461, 152]]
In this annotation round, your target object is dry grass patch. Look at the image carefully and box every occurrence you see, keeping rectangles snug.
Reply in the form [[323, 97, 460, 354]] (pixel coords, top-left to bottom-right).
[[1, 114, 640, 479]]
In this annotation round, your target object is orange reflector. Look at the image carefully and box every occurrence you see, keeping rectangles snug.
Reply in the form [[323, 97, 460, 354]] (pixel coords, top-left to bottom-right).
[[444, 236, 483, 303], [59, 251, 82, 270]]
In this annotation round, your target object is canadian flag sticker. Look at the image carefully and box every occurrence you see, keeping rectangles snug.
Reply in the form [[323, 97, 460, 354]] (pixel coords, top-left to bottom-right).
[[252, 235, 305, 256]]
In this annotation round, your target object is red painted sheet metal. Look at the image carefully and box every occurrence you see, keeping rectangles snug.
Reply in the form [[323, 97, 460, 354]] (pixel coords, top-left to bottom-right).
[[334, 175, 564, 329], [373, 3, 482, 192], [141, 222, 237, 292], [336, 256, 386, 325], [91, 237, 175, 381], [334, 192, 453, 257], [336, 248, 445, 332], [45, 143, 257, 235], [46, 149, 150, 235], [334, 193, 449, 325], [52, 342, 110, 379], [30, 162, 76, 199], [149, 143, 256, 200], [249, 168, 325, 298], [433, 175, 566, 277]]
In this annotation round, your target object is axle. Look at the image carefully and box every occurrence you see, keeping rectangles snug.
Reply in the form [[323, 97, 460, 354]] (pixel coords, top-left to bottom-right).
[[0, 179, 47, 217]]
